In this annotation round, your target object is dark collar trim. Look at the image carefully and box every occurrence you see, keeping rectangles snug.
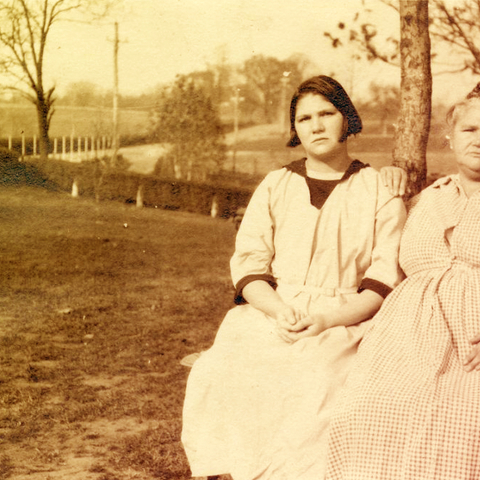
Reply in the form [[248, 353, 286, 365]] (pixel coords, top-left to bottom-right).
[[284, 158, 369, 181]]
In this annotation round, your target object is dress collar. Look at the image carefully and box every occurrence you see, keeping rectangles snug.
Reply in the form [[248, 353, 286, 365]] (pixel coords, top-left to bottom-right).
[[284, 157, 369, 181]]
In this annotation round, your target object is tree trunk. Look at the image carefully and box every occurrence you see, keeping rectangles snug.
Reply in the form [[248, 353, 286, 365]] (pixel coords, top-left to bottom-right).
[[393, 0, 432, 199], [36, 94, 51, 162]]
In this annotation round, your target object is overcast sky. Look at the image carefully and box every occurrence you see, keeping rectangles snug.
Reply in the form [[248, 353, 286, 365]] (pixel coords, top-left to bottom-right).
[[42, 0, 475, 104]]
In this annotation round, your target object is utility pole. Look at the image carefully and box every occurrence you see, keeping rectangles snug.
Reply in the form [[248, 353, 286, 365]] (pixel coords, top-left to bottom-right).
[[230, 86, 244, 174], [279, 71, 290, 135], [112, 21, 119, 166], [231, 88, 240, 173]]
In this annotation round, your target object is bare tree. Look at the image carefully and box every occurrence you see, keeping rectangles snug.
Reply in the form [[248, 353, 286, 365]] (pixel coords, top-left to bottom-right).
[[0, 0, 110, 161], [325, 0, 480, 75], [323, 3, 400, 67], [429, 0, 480, 74]]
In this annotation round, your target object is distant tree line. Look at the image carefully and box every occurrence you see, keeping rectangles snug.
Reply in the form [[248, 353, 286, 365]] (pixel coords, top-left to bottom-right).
[[50, 53, 314, 182], [147, 53, 313, 181], [54, 53, 311, 126]]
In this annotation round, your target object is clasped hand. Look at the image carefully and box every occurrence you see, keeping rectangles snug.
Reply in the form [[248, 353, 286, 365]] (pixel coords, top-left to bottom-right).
[[274, 305, 322, 343]]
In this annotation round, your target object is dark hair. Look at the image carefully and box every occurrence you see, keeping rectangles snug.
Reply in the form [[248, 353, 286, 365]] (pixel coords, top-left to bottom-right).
[[446, 82, 480, 128], [286, 75, 362, 147]]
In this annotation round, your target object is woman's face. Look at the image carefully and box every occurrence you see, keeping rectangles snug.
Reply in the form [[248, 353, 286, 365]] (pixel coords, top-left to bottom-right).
[[451, 100, 480, 181], [294, 93, 345, 161]]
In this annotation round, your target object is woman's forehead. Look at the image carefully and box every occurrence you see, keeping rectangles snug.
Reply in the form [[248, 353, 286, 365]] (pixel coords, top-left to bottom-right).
[[454, 99, 480, 125], [296, 93, 335, 111]]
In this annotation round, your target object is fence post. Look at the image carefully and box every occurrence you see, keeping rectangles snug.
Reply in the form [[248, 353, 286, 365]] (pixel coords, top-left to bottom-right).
[[21, 133, 25, 159], [8, 136, 12, 151], [136, 184, 144, 208], [33, 135, 37, 156], [71, 178, 79, 198], [211, 194, 219, 218], [62, 136, 66, 160], [78, 136, 82, 161], [70, 135, 74, 161], [53, 138, 58, 159]]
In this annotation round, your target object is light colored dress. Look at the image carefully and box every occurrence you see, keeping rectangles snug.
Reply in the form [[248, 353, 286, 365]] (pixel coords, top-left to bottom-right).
[[182, 160, 406, 480], [326, 175, 480, 480]]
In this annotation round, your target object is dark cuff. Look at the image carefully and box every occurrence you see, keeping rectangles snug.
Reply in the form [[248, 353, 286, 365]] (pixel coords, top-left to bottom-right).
[[234, 274, 277, 305], [357, 278, 392, 299]]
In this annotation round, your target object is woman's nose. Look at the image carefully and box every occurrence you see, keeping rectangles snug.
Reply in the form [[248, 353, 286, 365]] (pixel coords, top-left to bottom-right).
[[312, 116, 324, 132]]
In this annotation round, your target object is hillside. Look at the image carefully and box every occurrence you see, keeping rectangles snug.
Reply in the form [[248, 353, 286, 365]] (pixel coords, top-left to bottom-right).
[[0, 103, 150, 139]]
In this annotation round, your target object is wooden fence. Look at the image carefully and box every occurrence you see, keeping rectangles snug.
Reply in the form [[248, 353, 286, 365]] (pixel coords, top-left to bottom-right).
[[3, 134, 114, 161]]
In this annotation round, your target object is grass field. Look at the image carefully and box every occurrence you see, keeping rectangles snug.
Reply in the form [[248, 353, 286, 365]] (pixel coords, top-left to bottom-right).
[[0, 104, 150, 139], [0, 186, 236, 479]]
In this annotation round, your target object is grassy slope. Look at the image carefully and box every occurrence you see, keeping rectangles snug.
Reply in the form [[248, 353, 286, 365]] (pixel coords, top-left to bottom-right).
[[0, 186, 235, 479], [0, 104, 149, 138]]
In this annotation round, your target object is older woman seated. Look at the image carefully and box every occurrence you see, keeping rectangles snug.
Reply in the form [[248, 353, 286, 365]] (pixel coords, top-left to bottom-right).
[[325, 83, 480, 480]]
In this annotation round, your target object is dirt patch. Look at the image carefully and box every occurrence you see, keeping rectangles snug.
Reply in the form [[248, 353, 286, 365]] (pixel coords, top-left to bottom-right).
[[4, 416, 160, 480]]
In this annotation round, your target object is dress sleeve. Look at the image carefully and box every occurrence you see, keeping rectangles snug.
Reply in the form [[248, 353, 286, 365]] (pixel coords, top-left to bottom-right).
[[360, 193, 407, 297], [230, 174, 277, 303]]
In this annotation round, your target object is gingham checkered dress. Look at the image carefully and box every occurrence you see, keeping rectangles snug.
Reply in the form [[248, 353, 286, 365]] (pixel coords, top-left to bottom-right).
[[326, 175, 480, 480]]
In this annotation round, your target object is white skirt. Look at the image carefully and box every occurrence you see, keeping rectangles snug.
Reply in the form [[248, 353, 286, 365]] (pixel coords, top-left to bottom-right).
[[182, 294, 370, 480]]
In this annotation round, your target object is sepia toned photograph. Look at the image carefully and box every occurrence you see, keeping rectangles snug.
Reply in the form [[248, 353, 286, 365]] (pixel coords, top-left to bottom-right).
[[1, 1, 480, 479]]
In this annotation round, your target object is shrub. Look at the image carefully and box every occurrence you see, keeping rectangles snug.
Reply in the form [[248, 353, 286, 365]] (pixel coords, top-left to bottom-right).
[[0, 148, 53, 187], [151, 75, 226, 181], [22, 156, 254, 218]]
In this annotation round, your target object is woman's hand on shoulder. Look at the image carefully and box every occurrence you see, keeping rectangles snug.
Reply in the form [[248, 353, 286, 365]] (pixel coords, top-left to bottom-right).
[[464, 332, 480, 372], [380, 166, 407, 197]]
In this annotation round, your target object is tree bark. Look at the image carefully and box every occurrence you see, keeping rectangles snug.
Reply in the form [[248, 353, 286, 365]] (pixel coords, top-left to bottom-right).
[[393, 0, 432, 198], [36, 94, 51, 161]]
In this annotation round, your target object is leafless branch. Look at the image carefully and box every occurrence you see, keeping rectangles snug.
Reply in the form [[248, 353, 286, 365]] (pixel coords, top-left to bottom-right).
[[0, 0, 111, 159]]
